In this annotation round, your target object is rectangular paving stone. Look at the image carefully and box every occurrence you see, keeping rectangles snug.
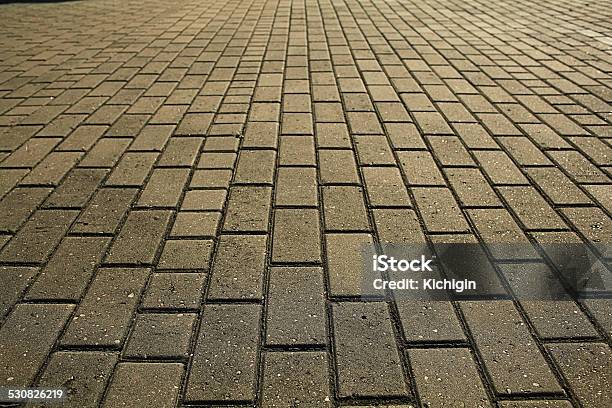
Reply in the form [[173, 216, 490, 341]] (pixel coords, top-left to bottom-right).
[[137, 168, 190, 207], [266, 267, 326, 346], [547, 343, 611, 408], [105, 210, 171, 264], [261, 352, 331, 407], [19, 151, 82, 186], [525, 167, 591, 205], [235, 150, 276, 184], [409, 348, 490, 407], [175, 112, 214, 136], [0, 266, 37, 319], [397, 151, 445, 186], [315, 123, 351, 148], [157, 137, 203, 167], [461, 301, 562, 394], [413, 187, 470, 233], [276, 167, 318, 206], [208, 234, 266, 300], [129, 125, 173, 151], [141, 273, 205, 311], [34, 351, 118, 408], [473, 150, 529, 185], [347, 111, 383, 134], [0, 304, 74, 386], [282, 112, 313, 134], [26, 236, 110, 301], [498, 186, 566, 230], [397, 299, 466, 342], [319, 149, 360, 184], [0, 209, 78, 263], [105, 152, 158, 186], [181, 189, 226, 211], [243, 122, 279, 148], [61, 267, 149, 347], [157, 239, 213, 271], [0, 137, 59, 167], [186, 304, 260, 402], [102, 363, 183, 408], [362, 166, 411, 207], [444, 167, 501, 207], [279, 136, 316, 165], [332, 302, 409, 398], [44, 168, 108, 208], [0, 187, 51, 232], [72, 188, 138, 234], [170, 211, 220, 237], [355, 135, 395, 165], [326, 233, 374, 297], [272, 208, 321, 263], [79, 138, 131, 167], [322, 185, 370, 231], [124, 313, 196, 359], [223, 186, 271, 232]]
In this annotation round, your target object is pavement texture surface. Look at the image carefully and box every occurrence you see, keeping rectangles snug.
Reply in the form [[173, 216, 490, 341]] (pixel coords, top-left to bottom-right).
[[0, 0, 611, 407]]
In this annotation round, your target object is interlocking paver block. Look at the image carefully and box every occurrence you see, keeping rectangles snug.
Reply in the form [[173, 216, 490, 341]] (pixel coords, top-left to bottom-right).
[[34, 351, 118, 408], [462, 301, 562, 394], [409, 348, 489, 407], [0, 304, 74, 386], [61, 267, 149, 347], [266, 267, 326, 345], [208, 234, 267, 300], [0, 209, 78, 263], [102, 363, 183, 408], [25, 236, 110, 301], [261, 352, 331, 407], [124, 313, 196, 359], [332, 302, 409, 398], [186, 304, 260, 402], [105, 210, 171, 264]]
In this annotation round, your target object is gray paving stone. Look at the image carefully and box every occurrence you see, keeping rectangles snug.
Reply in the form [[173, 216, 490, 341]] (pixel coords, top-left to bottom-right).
[[0, 266, 37, 318], [61, 267, 149, 347], [266, 267, 326, 345], [0, 209, 78, 263], [208, 234, 267, 300], [0, 304, 74, 386], [124, 313, 196, 359], [186, 304, 260, 402], [461, 301, 562, 394], [102, 362, 183, 408], [272, 208, 322, 263], [332, 302, 409, 398], [548, 343, 611, 408], [26, 236, 110, 301], [261, 352, 331, 407], [31, 351, 118, 408], [223, 186, 272, 232], [72, 187, 138, 234], [409, 348, 490, 407], [105, 210, 171, 264], [141, 273, 205, 311]]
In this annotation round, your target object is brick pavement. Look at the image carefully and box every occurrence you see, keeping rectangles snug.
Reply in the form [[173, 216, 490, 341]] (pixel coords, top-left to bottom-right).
[[0, 0, 610, 407]]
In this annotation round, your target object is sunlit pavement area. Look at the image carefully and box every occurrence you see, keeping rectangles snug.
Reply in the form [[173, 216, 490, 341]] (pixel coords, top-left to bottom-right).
[[0, 0, 611, 406]]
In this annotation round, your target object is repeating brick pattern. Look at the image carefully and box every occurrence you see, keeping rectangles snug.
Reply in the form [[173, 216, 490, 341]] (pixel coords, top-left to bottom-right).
[[0, 0, 610, 407]]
